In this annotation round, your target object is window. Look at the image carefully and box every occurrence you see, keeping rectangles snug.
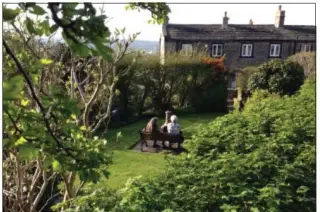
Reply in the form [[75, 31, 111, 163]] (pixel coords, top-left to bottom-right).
[[241, 44, 253, 57], [212, 44, 223, 57], [301, 44, 311, 52], [181, 44, 193, 55], [270, 44, 281, 57]]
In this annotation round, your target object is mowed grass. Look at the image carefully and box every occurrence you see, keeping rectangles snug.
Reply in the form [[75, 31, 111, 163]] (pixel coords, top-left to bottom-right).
[[94, 113, 223, 189]]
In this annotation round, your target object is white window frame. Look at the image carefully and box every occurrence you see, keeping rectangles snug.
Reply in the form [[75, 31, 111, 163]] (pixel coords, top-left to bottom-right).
[[241, 44, 253, 57], [301, 44, 311, 52], [181, 44, 193, 56], [270, 44, 281, 57], [212, 44, 223, 57]]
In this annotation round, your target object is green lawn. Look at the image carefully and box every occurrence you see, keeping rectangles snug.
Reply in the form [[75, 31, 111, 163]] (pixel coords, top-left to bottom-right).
[[93, 113, 223, 189]]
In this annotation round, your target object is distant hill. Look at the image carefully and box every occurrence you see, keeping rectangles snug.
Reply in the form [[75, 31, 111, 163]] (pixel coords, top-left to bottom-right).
[[39, 37, 159, 54], [128, 40, 159, 54]]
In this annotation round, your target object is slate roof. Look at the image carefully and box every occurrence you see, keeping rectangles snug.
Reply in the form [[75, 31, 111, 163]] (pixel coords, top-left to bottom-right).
[[163, 24, 316, 41]]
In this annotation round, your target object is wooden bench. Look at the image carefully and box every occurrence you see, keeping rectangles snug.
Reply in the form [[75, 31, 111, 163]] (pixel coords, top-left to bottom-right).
[[138, 130, 183, 152]]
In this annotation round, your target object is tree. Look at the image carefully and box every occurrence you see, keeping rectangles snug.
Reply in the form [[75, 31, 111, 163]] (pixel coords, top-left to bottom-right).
[[3, 3, 170, 211]]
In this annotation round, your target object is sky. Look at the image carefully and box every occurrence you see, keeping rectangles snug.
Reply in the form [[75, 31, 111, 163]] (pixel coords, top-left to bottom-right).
[[100, 3, 316, 41], [4, 3, 316, 41]]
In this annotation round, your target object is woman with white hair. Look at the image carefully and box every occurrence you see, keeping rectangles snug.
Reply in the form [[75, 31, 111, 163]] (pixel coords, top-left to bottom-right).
[[167, 115, 184, 148], [167, 115, 180, 135]]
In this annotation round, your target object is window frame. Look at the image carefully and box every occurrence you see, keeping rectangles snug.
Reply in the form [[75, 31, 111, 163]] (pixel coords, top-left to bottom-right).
[[212, 44, 223, 57], [301, 44, 312, 52], [269, 44, 281, 57], [240, 43, 253, 57], [181, 43, 193, 56]]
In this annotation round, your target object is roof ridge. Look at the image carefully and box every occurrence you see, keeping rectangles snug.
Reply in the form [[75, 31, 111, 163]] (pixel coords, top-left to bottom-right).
[[168, 23, 315, 27]]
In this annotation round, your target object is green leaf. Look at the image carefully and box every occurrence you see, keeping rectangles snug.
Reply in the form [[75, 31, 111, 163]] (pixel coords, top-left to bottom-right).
[[15, 136, 27, 146], [92, 39, 113, 61], [50, 24, 59, 33], [79, 170, 89, 182], [21, 99, 30, 106], [40, 20, 51, 36], [25, 17, 36, 34], [102, 170, 110, 178], [3, 76, 23, 101], [40, 58, 53, 65], [52, 159, 62, 172], [31, 5, 46, 15], [125, 5, 131, 11], [3, 7, 21, 21], [43, 156, 53, 168], [297, 186, 309, 194], [19, 145, 39, 160], [74, 43, 91, 57], [250, 208, 260, 212]]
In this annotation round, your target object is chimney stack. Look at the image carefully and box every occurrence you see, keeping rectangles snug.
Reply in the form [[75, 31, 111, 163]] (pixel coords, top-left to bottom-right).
[[222, 11, 229, 29], [249, 19, 253, 25], [275, 5, 285, 28]]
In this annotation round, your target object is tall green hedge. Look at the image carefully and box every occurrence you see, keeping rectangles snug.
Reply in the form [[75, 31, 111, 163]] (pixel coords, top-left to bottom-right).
[[115, 53, 228, 116]]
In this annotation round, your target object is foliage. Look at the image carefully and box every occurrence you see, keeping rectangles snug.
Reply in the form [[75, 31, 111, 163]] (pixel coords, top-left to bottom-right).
[[287, 51, 315, 79], [187, 55, 228, 112], [126, 3, 171, 24], [71, 79, 315, 211], [115, 53, 228, 116], [3, 3, 170, 212], [236, 66, 259, 91], [247, 59, 304, 96]]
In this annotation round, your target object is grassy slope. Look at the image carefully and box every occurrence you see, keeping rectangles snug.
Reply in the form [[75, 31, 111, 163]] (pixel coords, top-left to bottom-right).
[[93, 113, 223, 189]]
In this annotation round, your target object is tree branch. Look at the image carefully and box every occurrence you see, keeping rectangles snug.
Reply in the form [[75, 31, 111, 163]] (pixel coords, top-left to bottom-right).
[[38, 192, 60, 212], [3, 39, 78, 160], [11, 22, 40, 59], [31, 160, 48, 212], [15, 153, 24, 211], [75, 181, 85, 196], [90, 81, 116, 134]]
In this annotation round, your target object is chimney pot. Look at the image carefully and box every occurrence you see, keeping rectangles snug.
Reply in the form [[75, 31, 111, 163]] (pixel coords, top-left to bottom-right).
[[249, 19, 253, 25], [222, 11, 229, 29]]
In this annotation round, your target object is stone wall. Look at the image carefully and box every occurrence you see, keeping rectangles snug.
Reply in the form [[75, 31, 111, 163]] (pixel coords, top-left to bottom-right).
[[163, 39, 316, 69]]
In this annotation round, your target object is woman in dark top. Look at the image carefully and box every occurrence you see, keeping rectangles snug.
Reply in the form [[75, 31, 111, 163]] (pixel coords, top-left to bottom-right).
[[144, 117, 162, 147]]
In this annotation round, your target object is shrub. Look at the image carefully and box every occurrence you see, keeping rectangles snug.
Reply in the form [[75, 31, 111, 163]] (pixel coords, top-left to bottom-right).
[[115, 52, 228, 116], [100, 79, 314, 212], [287, 51, 315, 79], [187, 55, 228, 113], [236, 66, 259, 91], [248, 59, 304, 96], [188, 83, 228, 113]]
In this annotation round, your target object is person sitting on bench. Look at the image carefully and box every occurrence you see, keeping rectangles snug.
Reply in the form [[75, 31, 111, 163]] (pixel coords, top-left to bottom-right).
[[167, 115, 180, 135], [144, 117, 162, 147], [161, 110, 172, 133], [167, 115, 184, 147]]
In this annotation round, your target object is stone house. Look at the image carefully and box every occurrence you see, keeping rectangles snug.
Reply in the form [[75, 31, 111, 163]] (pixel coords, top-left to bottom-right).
[[159, 5, 316, 110]]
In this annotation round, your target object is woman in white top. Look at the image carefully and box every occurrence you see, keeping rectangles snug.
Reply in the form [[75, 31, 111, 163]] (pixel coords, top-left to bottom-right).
[[167, 115, 180, 135], [167, 115, 184, 148]]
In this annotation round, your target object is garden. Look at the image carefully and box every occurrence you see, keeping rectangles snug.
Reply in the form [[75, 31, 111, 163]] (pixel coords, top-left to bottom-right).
[[3, 3, 316, 212]]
